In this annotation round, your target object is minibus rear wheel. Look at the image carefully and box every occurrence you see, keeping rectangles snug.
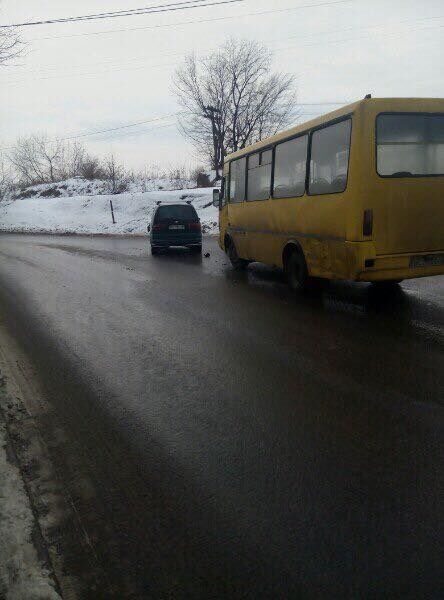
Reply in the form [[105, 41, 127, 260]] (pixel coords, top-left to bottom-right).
[[372, 279, 403, 288], [227, 239, 249, 270], [286, 250, 312, 292]]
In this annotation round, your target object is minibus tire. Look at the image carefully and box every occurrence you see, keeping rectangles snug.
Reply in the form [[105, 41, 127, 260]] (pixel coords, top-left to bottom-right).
[[227, 239, 248, 270], [372, 279, 403, 288], [151, 246, 160, 255], [286, 251, 311, 292], [190, 245, 202, 254]]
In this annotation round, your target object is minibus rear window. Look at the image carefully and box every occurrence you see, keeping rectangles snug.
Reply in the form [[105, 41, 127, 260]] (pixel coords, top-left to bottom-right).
[[376, 114, 444, 177]]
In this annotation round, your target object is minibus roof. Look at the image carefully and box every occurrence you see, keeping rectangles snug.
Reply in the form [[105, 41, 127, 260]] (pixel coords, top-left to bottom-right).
[[225, 97, 444, 162]]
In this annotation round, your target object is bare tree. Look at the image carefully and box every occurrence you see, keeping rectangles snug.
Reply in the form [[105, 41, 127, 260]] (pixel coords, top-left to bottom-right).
[[0, 153, 13, 200], [66, 141, 86, 178], [173, 39, 296, 178], [9, 134, 66, 184], [105, 154, 127, 194]]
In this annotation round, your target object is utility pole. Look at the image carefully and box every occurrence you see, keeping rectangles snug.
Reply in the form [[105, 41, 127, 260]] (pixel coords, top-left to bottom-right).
[[204, 105, 222, 180]]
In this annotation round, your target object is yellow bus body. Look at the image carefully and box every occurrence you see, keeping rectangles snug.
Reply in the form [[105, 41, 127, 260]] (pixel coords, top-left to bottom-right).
[[219, 98, 444, 282]]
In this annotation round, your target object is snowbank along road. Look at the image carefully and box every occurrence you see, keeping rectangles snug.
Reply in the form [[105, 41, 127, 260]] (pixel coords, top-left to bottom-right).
[[0, 182, 218, 235]]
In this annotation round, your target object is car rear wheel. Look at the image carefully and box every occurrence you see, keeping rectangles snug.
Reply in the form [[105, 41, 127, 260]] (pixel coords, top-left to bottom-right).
[[190, 245, 202, 254], [151, 246, 160, 255], [227, 239, 249, 270]]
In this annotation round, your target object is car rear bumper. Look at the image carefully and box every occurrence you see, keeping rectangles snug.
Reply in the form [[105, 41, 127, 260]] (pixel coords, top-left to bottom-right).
[[151, 234, 202, 247]]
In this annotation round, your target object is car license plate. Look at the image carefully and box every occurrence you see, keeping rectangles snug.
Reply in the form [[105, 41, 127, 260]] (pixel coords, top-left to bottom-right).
[[410, 253, 444, 268], [169, 224, 185, 230]]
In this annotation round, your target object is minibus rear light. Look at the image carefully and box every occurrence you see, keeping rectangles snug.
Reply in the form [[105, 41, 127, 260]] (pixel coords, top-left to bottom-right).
[[363, 209, 373, 236], [153, 223, 167, 232]]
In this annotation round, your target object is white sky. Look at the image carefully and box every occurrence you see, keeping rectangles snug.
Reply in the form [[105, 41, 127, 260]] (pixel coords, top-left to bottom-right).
[[1, 0, 443, 171]]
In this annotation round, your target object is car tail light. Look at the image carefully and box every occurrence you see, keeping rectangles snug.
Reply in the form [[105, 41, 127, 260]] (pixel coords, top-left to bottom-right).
[[363, 209, 373, 236], [152, 223, 167, 232], [189, 221, 201, 231]]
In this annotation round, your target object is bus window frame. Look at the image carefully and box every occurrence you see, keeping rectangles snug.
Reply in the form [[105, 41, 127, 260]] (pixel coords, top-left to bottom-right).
[[228, 156, 247, 203], [375, 111, 444, 179], [246, 150, 273, 202], [225, 113, 353, 203], [272, 133, 309, 200], [307, 115, 353, 197]]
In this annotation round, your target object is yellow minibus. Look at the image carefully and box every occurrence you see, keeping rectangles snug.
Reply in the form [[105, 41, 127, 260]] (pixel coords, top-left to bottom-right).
[[214, 97, 444, 289]]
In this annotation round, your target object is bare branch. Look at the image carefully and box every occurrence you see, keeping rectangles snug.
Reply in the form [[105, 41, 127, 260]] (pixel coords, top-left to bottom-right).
[[0, 26, 23, 66], [173, 39, 297, 177]]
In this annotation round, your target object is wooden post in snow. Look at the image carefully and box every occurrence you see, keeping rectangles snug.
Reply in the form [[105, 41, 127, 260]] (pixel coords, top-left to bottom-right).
[[110, 199, 116, 224]]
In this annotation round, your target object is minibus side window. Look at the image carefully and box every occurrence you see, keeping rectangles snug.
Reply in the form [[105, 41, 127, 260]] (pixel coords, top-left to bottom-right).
[[247, 150, 272, 201], [229, 157, 247, 203], [273, 135, 308, 198], [309, 119, 352, 195]]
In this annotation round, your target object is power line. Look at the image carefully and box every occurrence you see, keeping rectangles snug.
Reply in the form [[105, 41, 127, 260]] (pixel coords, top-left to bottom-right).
[[29, 0, 354, 42], [0, 0, 247, 28], [5, 20, 442, 88], [6, 11, 441, 81], [0, 98, 356, 151], [60, 113, 180, 141], [0, 113, 181, 151], [1, 60, 178, 87]]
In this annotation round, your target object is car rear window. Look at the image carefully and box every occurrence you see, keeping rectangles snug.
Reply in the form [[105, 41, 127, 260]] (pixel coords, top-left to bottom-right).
[[154, 205, 198, 222]]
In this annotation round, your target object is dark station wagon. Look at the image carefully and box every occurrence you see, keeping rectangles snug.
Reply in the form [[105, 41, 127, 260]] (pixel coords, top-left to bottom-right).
[[148, 202, 202, 255]]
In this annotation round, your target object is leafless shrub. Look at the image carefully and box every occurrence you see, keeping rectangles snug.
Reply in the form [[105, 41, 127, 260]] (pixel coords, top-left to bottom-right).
[[167, 165, 189, 189], [80, 155, 105, 180], [190, 165, 212, 188], [104, 154, 128, 194], [173, 38, 296, 178]]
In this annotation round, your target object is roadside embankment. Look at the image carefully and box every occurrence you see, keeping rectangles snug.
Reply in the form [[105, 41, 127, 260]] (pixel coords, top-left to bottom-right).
[[0, 184, 218, 236]]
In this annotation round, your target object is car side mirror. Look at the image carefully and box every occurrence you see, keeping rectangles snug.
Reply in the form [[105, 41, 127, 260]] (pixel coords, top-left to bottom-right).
[[212, 189, 221, 208], [147, 224, 151, 233]]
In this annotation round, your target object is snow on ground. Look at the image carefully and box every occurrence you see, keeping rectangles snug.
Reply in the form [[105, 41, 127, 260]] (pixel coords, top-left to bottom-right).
[[0, 185, 219, 236], [9, 177, 200, 201], [0, 420, 61, 600]]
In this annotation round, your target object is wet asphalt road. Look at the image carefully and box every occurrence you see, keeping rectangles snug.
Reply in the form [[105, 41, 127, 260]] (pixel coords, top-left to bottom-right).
[[0, 233, 443, 599]]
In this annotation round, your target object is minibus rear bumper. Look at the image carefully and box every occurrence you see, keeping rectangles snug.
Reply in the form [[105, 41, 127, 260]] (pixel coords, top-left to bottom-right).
[[351, 245, 444, 281]]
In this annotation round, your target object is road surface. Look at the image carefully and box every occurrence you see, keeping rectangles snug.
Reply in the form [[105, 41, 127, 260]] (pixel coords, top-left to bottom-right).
[[0, 234, 442, 598]]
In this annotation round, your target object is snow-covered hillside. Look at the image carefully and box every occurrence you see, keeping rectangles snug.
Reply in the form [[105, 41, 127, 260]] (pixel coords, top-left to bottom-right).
[[0, 184, 219, 235]]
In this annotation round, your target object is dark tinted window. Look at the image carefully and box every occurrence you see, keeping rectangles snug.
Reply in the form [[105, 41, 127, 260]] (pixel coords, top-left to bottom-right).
[[273, 135, 308, 198], [377, 114, 444, 176], [247, 150, 272, 201], [154, 205, 197, 222], [309, 119, 351, 195], [229, 157, 246, 203]]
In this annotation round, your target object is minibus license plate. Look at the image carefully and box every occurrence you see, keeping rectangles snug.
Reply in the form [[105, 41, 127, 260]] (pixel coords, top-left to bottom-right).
[[410, 254, 444, 268], [169, 224, 185, 230]]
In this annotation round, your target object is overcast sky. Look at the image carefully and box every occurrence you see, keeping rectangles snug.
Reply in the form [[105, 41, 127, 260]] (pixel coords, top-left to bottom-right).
[[1, 0, 443, 171]]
